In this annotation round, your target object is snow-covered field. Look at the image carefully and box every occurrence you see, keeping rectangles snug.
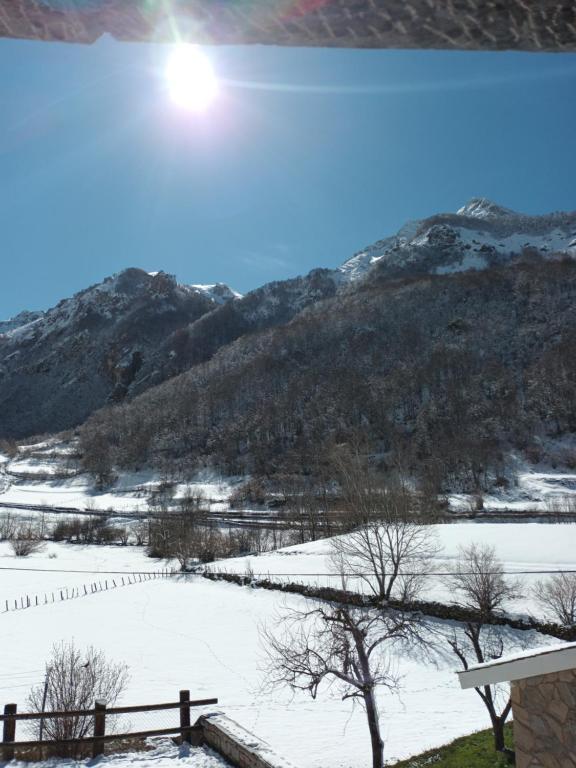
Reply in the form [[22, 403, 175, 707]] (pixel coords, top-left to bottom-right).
[[212, 522, 576, 619], [0, 561, 526, 767], [0, 542, 176, 607], [0, 520, 569, 765], [1, 442, 574, 765]]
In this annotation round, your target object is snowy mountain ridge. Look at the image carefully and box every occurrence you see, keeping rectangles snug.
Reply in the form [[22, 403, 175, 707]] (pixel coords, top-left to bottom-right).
[[2, 199, 575, 440], [0, 268, 242, 437], [0, 309, 45, 336], [0, 271, 240, 340], [339, 198, 576, 282]]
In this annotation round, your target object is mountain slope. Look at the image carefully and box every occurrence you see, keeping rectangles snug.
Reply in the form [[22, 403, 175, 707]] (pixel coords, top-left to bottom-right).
[[339, 197, 576, 282], [79, 253, 576, 491], [0, 269, 238, 437], [3, 199, 576, 448]]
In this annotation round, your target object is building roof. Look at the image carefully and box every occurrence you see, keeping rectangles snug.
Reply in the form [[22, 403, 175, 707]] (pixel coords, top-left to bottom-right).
[[458, 642, 576, 689], [1, 0, 576, 51]]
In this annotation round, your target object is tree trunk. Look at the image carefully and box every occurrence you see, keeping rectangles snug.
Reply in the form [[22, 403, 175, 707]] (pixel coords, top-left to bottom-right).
[[492, 715, 505, 752], [363, 687, 384, 768]]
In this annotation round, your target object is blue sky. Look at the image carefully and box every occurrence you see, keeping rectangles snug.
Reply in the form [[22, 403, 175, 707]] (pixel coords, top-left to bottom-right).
[[1, 37, 576, 317]]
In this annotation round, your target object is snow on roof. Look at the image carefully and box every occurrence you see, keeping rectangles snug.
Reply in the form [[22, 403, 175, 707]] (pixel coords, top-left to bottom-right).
[[458, 641, 576, 689]]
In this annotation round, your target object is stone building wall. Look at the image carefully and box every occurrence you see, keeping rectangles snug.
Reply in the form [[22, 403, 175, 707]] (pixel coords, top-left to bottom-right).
[[1, 0, 576, 51], [511, 668, 576, 768]]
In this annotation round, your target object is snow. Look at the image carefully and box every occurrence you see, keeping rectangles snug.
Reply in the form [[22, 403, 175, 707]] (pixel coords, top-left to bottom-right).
[[449, 464, 576, 513], [465, 640, 576, 673], [435, 249, 488, 274], [211, 522, 576, 619], [0, 540, 544, 766], [202, 714, 297, 768], [456, 198, 516, 220], [0, 466, 240, 514], [337, 199, 576, 283], [6, 740, 230, 768], [187, 285, 243, 305], [0, 541, 176, 604]]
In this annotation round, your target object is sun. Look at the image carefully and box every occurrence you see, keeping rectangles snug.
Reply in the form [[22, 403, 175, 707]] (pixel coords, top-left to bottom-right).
[[165, 45, 218, 112]]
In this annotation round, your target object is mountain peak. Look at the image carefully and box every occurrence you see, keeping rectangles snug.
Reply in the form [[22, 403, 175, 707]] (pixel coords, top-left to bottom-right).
[[456, 197, 520, 219], [456, 198, 518, 220]]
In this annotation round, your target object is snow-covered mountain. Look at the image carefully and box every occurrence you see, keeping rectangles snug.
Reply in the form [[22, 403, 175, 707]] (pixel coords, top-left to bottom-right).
[[2, 199, 575, 441], [338, 198, 576, 282], [0, 268, 239, 437], [0, 309, 45, 335], [189, 283, 243, 304]]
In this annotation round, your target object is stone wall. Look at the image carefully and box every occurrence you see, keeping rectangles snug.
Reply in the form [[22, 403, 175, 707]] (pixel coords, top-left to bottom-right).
[[195, 713, 297, 768], [511, 668, 576, 768], [1, 0, 576, 51]]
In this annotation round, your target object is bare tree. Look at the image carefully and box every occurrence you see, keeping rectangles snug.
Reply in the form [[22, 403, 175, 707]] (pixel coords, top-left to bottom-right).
[[133, 519, 149, 547], [170, 516, 198, 570], [330, 441, 387, 529], [443, 544, 524, 755], [445, 622, 524, 756], [329, 486, 440, 602], [27, 642, 129, 750], [178, 487, 206, 516], [0, 512, 18, 541], [262, 602, 421, 768], [9, 523, 45, 557], [147, 511, 176, 559], [447, 543, 520, 620], [532, 572, 576, 626]]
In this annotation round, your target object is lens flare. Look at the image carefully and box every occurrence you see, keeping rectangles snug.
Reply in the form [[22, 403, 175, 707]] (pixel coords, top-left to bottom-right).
[[165, 45, 218, 112]]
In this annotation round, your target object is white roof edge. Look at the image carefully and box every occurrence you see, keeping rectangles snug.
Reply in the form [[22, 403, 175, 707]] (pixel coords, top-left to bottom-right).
[[457, 644, 576, 689]]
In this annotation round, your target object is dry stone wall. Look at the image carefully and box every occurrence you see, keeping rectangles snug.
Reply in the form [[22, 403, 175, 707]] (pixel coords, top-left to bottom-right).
[[1, 0, 576, 51], [512, 668, 576, 768]]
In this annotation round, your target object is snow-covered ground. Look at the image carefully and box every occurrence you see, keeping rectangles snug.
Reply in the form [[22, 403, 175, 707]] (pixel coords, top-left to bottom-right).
[[0, 521, 568, 765], [450, 442, 576, 513], [0, 561, 539, 767], [211, 522, 576, 619], [449, 466, 576, 513], [6, 436, 576, 519], [5, 741, 230, 768], [0, 542, 176, 607], [0, 458, 239, 515]]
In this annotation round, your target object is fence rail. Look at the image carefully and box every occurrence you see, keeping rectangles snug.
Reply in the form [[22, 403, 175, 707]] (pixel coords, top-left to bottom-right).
[[1, 690, 217, 760]]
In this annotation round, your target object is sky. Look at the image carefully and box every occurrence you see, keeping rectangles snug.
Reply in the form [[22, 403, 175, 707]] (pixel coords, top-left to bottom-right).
[[1, 37, 576, 317]]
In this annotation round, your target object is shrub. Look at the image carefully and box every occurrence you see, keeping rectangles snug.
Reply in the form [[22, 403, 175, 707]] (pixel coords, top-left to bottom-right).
[[9, 523, 45, 556]]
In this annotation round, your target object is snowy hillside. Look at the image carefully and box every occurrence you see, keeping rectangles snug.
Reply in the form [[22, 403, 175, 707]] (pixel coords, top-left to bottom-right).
[[0, 310, 45, 335], [0, 269, 240, 437], [339, 197, 576, 281]]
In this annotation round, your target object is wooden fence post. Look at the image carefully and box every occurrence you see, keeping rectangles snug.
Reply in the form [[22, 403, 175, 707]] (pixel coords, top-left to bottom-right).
[[179, 690, 191, 744], [93, 700, 106, 758], [3, 703, 17, 761]]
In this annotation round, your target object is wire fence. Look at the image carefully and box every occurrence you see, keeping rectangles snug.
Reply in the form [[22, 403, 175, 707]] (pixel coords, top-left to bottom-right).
[[1, 568, 175, 615]]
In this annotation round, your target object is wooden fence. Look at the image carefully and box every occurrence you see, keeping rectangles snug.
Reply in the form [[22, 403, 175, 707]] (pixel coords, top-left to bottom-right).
[[0, 690, 217, 760]]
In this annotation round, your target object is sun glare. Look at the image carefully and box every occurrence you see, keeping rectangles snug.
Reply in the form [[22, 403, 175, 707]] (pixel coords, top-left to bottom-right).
[[165, 45, 218, 112]]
